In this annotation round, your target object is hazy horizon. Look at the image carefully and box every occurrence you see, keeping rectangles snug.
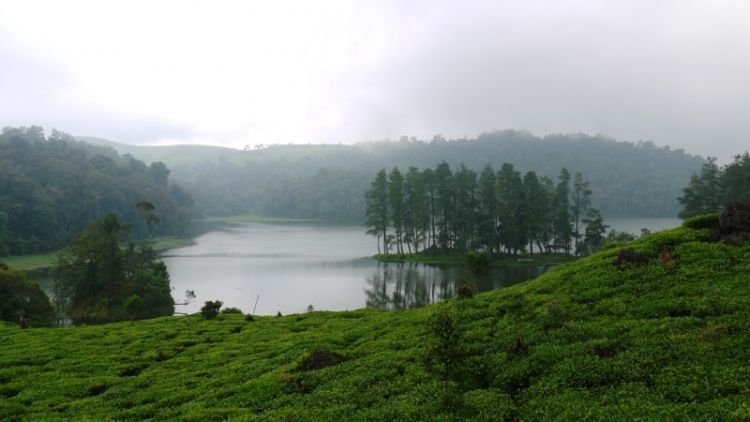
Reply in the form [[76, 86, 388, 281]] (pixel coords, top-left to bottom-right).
[[2, 1, 749, 160]]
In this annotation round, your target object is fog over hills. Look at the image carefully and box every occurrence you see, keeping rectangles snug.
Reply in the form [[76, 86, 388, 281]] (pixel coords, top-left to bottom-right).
[[77, 131, 703, 219]]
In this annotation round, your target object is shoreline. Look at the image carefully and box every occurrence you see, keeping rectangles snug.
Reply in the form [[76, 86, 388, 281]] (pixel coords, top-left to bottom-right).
[[373, 252, 574, 267], [1, 236, 194, 271]]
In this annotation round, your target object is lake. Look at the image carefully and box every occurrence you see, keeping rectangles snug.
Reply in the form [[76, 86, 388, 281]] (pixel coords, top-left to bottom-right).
[[163, 217, 681, 315]]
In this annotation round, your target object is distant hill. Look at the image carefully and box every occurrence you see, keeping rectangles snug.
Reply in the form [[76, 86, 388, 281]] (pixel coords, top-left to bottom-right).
[[75, 136, 248, 167], [3, 218, 749, 419], [76, 131, 704, 219]]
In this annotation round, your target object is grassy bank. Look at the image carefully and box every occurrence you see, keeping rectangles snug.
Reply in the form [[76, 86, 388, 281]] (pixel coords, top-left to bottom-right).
[[2, 220, 750, 419], [2, 237, 193, 271], [374, 251, 574, 267], [198, 214, 310, 223]]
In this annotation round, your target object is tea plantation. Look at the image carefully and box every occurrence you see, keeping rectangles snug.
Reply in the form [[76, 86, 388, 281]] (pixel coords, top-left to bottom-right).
[[1, 220, 749, 420]]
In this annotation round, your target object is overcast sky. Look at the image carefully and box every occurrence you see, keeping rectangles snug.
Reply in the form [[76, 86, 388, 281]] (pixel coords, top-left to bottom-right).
[[1, 0, 748, 158]]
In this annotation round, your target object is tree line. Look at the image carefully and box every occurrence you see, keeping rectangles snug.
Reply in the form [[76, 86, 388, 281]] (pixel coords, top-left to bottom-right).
[[0, 126, 194, 256], [364, 162, 607, 257], [148, 130, 701, 221], [678, 153, 750, 218]]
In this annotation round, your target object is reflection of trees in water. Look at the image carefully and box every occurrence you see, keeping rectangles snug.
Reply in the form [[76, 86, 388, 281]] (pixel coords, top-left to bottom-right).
[[365, 261, 549, 310], [365, 262, 455, 310]]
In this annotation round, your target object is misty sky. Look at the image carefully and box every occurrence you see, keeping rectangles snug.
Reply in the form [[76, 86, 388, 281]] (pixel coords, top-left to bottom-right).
[[0, 0, 748, 159]]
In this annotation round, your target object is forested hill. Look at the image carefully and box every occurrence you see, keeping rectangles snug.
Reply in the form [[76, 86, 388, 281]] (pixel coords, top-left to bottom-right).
[[0, 127, 194, 256], [77, 131, 703, 220]]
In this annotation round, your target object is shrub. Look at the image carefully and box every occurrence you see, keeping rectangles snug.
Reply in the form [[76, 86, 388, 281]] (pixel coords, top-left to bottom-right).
[[122, 295, 144, 320], [0, 262, 56, 327], [221, 307, 242, 315], [200, 300, 223, 319], [465, 251, 490, 275], [244, 314, 255, 322], [538, 300, 568, 330], [426, 303, 462, 387], [456, 284, 474, 299], [683, 213, 720, 230]]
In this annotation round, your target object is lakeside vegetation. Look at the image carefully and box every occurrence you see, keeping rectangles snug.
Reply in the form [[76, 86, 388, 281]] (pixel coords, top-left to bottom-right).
[[373, 252, 573, 267], [1, 236, 192, 271], [2, 218, 750, 418], [364, 162, 606, 258], [679, 153, 750, 218]]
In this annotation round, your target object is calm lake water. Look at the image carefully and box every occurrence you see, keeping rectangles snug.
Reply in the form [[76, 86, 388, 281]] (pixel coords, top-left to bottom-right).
[[163, 217, 681, 315]]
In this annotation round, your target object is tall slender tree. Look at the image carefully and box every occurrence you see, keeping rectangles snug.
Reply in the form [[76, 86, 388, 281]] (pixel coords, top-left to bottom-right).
[[388, 168, 406, 254], [364, 169, 389, 255], [553, 168, 573, 255], [571, 172, 592, 255], [478, 165, 498, 252], [434, 162, 453, 253], [452, 165, 478, 251], [522, 171, 545, 255]]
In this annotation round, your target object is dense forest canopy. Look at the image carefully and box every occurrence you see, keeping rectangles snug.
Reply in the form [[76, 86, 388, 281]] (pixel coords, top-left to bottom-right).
[[82, 131, 703, 221], [0, 127, 194, 256]]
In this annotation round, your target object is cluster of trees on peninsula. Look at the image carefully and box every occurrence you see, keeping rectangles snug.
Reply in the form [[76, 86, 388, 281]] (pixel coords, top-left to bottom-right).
[[1, 210, 176, 327], [364, 162, 607, 257], [679, 153, 750, 218], [52, 213, 174, 324], [0, 127, 194, 256], [95, 131, 701, 220]]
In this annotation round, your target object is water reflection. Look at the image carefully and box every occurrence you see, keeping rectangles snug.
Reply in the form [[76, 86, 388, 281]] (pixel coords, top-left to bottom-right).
[[364, 261, 546, 310]]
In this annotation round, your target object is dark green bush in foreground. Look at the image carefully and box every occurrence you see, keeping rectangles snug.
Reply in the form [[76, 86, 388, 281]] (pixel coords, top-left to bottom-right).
[[201, 300, 223, 319], [1, 223, 750, 419], [0, 262, 55, 327]]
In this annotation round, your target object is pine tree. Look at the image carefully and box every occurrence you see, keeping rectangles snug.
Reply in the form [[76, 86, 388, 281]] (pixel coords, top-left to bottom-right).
[[388, 168, 406, 254], [364, 169, 389, 255], [678, 157, 722, 218], [478, 165, 498, 252], [571, 172, 592, 255], [522, 171, 545, 255], [553, 168, 573, 255]]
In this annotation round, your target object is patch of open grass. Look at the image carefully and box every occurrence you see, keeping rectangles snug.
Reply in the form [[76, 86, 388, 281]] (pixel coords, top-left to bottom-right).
[[1, 252, 59, 271]]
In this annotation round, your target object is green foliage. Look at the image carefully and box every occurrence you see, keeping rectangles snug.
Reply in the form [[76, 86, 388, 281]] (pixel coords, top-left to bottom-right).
[[578, 208, 609, 255], [426, 303, 462, 385], [604, 229, 638, 248], [201, 301, 223, 319], [123, 295, 145, 320], [366, 162, 599, 257], [679, 153, 750, 219], [52, 214, 174, 324], [221, 307, 243, 315], [0, 262, 55, 327], [0, 127, 193, 256], [1, 223, 750, 419], [464, 251, 490, 274], [683, 213, 721, 230]]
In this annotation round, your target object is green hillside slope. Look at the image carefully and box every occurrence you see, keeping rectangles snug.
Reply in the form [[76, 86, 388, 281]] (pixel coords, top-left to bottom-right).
[[2, 220, 749, 420]]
